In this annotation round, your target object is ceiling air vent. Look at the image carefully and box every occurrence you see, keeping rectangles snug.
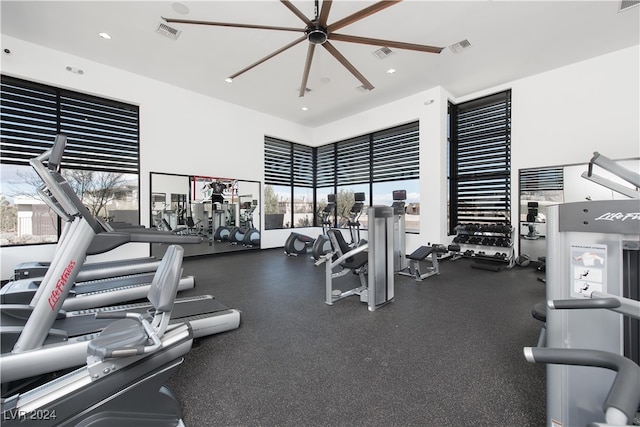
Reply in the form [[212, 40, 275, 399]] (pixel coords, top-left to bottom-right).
[[449, 39, 471, 54], [156, 23, 181, 40], [372, 47, 394, 59], [619, 0, 640, 11]]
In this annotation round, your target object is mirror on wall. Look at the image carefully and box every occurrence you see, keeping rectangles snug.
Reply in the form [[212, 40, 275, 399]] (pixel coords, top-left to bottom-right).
[[150, 172, 261, 258], [518, 157, 639, 262]]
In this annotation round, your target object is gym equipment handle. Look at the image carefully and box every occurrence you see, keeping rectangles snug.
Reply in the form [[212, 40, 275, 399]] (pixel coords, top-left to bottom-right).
[[549, 298, 621, 310], [523, 347, 640, 424]]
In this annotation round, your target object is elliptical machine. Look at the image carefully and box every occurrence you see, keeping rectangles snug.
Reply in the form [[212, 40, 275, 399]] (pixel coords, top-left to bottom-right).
[[228, 200, 260, 246], [345, 192, 366, 248], [311, 194, 336, 260], [283, 194, 336, 258]]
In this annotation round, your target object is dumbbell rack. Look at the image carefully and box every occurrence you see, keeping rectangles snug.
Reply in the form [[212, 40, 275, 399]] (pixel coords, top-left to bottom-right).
[[452, 223, 515, 268]]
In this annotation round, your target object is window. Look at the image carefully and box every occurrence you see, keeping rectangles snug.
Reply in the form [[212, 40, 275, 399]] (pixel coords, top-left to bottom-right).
[[263, 136, 314, 229], [335, 135, 370, 228], [448, 90, 511, 234], [263, 122, 420, 232], [0, 75, 140, 246], [315, 144, 336, 227], [371, 122, 420, 232]]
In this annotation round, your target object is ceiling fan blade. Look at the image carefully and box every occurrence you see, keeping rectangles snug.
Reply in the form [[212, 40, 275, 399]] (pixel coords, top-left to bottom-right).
[[162, 17, 303, 33], [228, 36, 307, 80], [280, 1, 313, 26], [322, 41, 374, 91], [327, 0, 401, 32], [318, 0, 333, 27], [299, 44, 316, 97], [330, 33, 443, 54]]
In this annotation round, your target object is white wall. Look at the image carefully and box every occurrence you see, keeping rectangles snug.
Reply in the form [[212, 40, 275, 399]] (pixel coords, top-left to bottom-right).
[[1, 34, 638, 279], [509, 45, 640, 229]]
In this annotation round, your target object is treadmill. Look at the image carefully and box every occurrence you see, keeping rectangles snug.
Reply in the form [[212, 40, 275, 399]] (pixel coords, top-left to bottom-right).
[[0, 135, 240, 385]]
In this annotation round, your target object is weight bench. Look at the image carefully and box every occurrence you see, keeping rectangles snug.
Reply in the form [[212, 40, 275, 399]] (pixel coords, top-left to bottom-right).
[[399, 244, 447, 281]]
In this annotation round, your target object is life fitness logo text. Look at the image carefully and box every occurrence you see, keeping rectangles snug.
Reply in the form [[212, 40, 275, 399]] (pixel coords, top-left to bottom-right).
[[48, 260, 76, 310], [594, 212, 640, 222]]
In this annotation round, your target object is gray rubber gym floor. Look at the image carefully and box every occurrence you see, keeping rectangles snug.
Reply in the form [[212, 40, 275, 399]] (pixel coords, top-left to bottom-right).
[[166, 248, 546, 426]]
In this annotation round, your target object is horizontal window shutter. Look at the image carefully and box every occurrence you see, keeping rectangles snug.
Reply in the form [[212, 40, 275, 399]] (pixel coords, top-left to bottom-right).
[[372, 121, 419, 182], [59, 92, 139, 173], [292, 143, 314, 187], [264, 137, 292, 186], [453, 90, 511, 224], [315, 144, 335, 188], [336, 135, 370, 185], [520, 168, 563, 191], [1, 76, 58, 164], [1, 75, 139, 173]]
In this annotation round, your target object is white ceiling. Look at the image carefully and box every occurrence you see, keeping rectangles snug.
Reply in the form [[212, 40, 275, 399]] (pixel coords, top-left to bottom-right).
[[1, 1, 639, 127]]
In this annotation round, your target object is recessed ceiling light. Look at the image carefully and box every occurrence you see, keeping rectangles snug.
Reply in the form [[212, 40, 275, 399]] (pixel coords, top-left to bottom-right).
[[98, 32, 111, 40], [301, 107, 308, 111], [225, 77, 233, 83], [172, 2, 190, 15], [386, 68, 396, 74]]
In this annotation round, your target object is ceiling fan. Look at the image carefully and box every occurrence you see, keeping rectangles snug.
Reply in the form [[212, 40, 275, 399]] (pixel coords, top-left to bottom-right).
[[163, 0, 443, 97]]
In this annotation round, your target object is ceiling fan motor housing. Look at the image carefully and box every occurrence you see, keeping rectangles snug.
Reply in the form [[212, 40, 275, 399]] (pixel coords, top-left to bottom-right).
[[306, 25, 328, 44]]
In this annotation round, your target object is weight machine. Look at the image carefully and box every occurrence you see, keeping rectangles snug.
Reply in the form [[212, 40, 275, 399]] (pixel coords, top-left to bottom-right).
[[316, 206, 395, 311], [526, 153, 640, 426]]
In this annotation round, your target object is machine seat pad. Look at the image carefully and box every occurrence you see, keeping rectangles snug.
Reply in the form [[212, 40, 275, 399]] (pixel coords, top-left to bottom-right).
[[407, 246, 434, 261], [342, 252, 369, 270], [532, 302, 547, 322], [88, 318, 148, 359]]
